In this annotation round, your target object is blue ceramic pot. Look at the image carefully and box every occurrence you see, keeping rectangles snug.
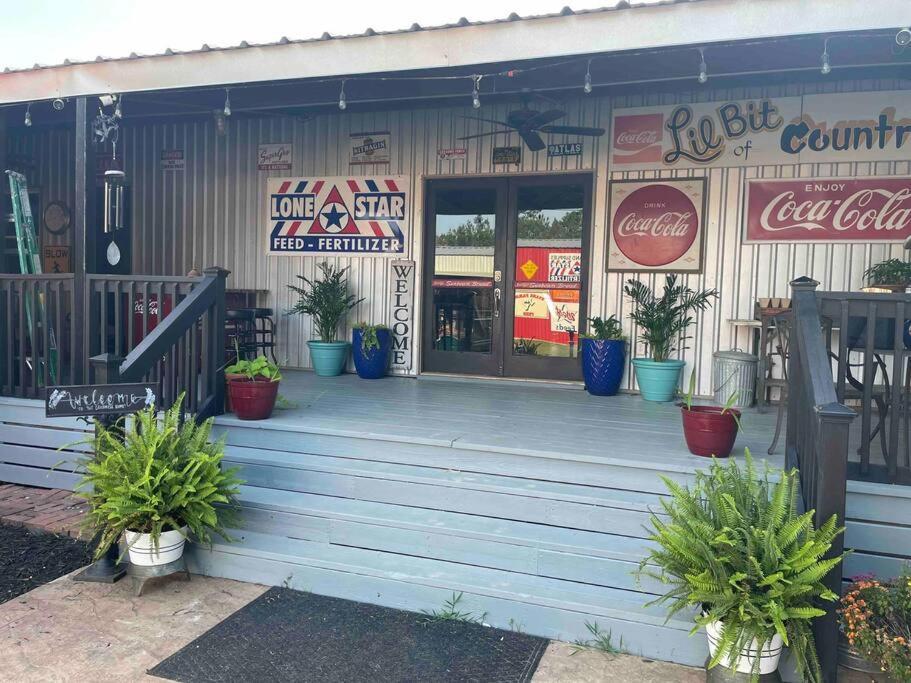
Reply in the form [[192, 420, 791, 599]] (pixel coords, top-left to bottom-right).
[[632, 358, 685, 402], [307, 340, 350, 377], [352, 328, 392, 379], [581, 338, 626, 396]]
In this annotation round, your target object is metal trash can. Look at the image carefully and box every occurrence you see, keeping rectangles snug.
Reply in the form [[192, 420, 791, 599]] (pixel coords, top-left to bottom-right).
[[713, 349, 758, 409]]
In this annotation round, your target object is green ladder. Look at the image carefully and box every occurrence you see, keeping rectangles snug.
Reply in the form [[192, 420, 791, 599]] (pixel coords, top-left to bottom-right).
[[6, 170, 58, 385]]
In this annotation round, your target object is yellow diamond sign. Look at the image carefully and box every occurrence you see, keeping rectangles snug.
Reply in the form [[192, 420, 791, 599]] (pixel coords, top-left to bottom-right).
[[520, 259, 539, 280]]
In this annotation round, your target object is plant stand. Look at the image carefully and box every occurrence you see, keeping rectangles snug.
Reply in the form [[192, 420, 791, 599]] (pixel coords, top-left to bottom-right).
[[72, 534, 127, 584], [705, 659, 782, 682], [127, 556, 191, 597]]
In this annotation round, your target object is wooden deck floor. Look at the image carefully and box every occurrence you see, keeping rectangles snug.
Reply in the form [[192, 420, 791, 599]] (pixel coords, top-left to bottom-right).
[[215, 371, 784, 474]]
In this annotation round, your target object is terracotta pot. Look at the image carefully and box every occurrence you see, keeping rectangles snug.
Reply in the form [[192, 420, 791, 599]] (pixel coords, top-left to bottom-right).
[[680, 405, 741, 458], [228, 377, 279, 420], [224, 372, 244, 412]]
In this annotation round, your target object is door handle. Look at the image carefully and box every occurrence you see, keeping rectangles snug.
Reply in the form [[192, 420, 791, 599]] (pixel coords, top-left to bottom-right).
[[493, 287, 501, 318]]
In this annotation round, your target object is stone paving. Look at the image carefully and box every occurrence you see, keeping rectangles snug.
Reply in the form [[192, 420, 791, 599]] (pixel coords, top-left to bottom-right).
[[0, 484, 88, 538]]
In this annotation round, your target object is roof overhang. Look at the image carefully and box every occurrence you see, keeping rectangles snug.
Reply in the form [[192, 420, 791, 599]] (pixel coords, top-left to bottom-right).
[[1, 0, 908, 106]]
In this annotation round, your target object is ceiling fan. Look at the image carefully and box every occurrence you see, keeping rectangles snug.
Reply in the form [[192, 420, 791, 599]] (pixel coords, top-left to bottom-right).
[[458, 106, 606, 152]]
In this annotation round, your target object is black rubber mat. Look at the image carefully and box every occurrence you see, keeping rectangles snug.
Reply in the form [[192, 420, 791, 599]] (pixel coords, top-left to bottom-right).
[[149, 587, 549, 683]]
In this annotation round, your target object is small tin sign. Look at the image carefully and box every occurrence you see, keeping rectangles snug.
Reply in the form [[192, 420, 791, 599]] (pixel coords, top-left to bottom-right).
[[492, 146, 522, 165], [547, 142, 583, 157], [258, 143, 293, 171], [438, 147, 467, 161], [350, 131, 391, 165], [160, 149, 185, 172], [46, 383, 158, 418]]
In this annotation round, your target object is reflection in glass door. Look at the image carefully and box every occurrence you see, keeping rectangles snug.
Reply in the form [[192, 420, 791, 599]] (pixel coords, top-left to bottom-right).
[[422, 175, 590, 380], [506, 178, 588, 380]]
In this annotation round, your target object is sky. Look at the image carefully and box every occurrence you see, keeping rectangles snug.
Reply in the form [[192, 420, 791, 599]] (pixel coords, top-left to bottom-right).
[[0, 0, 650, 72]]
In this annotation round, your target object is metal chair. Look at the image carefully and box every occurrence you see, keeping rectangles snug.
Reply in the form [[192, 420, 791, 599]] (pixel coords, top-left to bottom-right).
[[225, 308, 257, 364], [252, 307, 277, 363]]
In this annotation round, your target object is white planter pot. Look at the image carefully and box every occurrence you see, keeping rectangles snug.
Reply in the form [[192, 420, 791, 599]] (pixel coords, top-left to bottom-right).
[[125, 526, 188, 566], [705, 619, 784, 675]]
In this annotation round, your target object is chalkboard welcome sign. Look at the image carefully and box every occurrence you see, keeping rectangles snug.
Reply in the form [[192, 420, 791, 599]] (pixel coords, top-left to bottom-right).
[[46, 384, 158, 418]]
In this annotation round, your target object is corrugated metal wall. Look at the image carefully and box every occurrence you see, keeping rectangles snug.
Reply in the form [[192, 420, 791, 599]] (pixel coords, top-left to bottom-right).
[[8, 77, 910, 392]]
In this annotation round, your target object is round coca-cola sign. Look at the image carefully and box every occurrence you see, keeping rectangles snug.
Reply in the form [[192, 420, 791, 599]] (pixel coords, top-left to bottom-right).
[[612, 184, 699, 267]]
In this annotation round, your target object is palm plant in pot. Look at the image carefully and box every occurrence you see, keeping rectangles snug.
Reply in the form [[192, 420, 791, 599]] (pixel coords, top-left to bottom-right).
[[288, 262, 364, 377], [624, 275, 717, 402], [639, 452, 846, 682], [580, 315, 626, 396], [353, 322, 392, 379], [77, 397, 242, 567], [679, 370, 742, 458], [225, 354, 282, 420]]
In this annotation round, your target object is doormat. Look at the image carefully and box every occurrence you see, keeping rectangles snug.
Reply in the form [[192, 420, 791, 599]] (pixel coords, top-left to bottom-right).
[[149, 587, 549, 683]]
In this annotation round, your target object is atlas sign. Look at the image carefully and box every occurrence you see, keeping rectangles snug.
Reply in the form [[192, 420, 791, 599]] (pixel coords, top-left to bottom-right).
[[746, 177, 911, 242]]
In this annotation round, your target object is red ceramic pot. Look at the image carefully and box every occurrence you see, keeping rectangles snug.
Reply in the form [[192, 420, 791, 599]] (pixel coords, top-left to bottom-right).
[[680, 405, 741, 458], [224, 372, 244, 413], [228, 378, 279, 420]]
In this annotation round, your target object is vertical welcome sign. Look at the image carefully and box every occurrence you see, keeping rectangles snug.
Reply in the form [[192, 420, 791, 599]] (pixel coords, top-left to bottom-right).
[[389, 260, 415, 373]]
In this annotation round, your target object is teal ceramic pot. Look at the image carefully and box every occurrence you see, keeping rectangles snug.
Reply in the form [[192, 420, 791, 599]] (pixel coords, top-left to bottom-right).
[[632, 358, 685, 402], [307, 340, 350, 377]]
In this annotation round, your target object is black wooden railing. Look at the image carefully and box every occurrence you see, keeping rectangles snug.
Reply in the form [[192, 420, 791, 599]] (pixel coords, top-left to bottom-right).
[[1, 268, 228, 419], [787, 277, 857, 683], [0, 274, 78, 397]]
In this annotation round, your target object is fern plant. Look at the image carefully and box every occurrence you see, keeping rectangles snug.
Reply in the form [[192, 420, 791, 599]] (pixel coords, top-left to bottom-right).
[[624, 275, 717, 362], [76, 395, 243, 561], [638, 451, 846, 682], [288, 262, 364, 342]]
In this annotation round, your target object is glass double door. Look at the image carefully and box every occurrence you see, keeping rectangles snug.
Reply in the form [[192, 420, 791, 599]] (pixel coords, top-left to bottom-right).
[[423, 175, 590, 380]]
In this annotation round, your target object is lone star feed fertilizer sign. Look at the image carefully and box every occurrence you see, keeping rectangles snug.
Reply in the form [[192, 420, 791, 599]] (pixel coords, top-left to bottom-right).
[[268, 176, 408, 255]]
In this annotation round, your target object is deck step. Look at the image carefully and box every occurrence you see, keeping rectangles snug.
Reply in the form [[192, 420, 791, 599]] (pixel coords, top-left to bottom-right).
[[189, 529, 707, 666]]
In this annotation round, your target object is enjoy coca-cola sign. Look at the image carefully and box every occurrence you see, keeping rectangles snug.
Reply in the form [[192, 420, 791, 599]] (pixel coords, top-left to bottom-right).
[[608, 178, 706, 272], [745, 177, 911, 242]]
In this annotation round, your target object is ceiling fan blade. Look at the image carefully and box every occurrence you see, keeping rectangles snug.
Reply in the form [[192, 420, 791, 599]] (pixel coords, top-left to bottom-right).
[[523, 109, 566, 129], [519, 129, 546, 152], [539, 125, 607, 137], [456, 131, 506, 141], [459, 115, 514, 128]]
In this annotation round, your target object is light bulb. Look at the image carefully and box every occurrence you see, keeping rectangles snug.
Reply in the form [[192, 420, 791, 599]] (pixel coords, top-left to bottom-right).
[[471, 76, 481, 109], [24, 105, 31, 127], [697, 49, 708, 84], [338, 81, 347, 111], [223, 89, 231, 117], [583, 61, 593, 94], [114, 96, 123, 119]]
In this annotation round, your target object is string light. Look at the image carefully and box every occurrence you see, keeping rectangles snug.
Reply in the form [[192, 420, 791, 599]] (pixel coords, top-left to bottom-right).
[[820, 38, 831, 75], [583, 59, 593, 94], [114, 94, 123, 119], [338, 80, 347, 110], [223, 88, 231, 116], [24, 103, 31, 127], [697, 48, 708, 84], [471, 75, 482, 109]]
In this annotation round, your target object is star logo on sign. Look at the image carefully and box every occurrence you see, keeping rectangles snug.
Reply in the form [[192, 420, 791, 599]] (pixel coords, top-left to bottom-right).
[[319, 203, 347, 233]]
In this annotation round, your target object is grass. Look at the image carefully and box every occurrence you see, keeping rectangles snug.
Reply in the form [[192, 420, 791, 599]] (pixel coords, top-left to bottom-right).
[[420, 592, 487, 625], [571, 621, 625, 657]]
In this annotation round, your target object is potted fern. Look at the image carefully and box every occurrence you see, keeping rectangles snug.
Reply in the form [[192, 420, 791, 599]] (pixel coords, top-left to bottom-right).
[[624, 275, 717, 402], [639, 452, 846, 682], [225, 354, 282, 420], [77, 397, 242, 567], [352, 322, 392, 379], [288, 262, 364, 377], [580, 315, 626, 396]]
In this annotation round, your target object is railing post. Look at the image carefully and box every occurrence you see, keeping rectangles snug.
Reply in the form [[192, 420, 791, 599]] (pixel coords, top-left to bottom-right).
[[815, 401, 856, 683], [204, 267, 229, 416], [786, 277, 820, 464]]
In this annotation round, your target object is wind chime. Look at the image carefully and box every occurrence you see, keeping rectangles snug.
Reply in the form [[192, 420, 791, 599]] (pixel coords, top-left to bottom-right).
[[94, 95, 125, 265]]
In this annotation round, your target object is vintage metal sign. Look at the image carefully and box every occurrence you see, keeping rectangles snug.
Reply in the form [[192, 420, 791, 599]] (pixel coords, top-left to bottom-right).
[[611, 90, 911, 169], [350, 131, 390, 165], [257, 143, 293, 171], [745, 177, 911, 243], [160, 149, 185, 172], [547, 142, 583, 157], [267, 176, 408, 255], [438, 147, 467, 161], [42, 245, 71, 274], [608, 178, 706, 273], [46, 383, 158, 418], [492, 146, 522, 165], [389, 260, 415, 372]]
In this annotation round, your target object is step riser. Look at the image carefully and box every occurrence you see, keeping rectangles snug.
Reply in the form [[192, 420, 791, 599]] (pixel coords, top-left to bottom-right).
[[187, 545, 707, 667]]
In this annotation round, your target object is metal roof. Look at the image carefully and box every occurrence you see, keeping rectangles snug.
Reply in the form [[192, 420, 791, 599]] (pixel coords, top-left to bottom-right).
[[0, 0, 906, 106], [1, 1, 696, 75]]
